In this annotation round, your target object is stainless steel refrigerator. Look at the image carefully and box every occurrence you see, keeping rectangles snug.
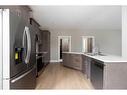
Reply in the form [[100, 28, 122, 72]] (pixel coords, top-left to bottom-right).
[[1, 9, 36, 89]]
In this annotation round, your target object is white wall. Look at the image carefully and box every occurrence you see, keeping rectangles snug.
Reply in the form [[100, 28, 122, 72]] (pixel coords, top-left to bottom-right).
[[50, 29, 121, 61], [0, 9, 2, 89], [122, 6, 127, 58]]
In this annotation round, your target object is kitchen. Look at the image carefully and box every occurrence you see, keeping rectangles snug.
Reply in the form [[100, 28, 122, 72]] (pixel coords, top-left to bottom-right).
[[0, 5, 127, 90]]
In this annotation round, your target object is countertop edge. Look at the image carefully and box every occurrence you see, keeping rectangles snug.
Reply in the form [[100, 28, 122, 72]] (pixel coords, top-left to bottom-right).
[[62, 52, 127, 63]]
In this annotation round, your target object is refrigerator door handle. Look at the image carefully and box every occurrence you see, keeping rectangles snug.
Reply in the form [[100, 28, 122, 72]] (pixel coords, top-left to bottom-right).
[[22, 28, 26, 47], [11, 68, 33, 83], [26, 27, 31, 64], [22, 27, 27, 64], [23, 26, 31, 64]]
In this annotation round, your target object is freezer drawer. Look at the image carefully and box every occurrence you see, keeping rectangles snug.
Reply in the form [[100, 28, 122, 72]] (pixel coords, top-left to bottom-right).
[[10, 66, 36, 89]]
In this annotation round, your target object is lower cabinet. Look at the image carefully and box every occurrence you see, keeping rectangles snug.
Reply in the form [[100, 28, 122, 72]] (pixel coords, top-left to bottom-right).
[[37, 56, 44, 73], [82, 55, 104, 89], [82, 55, 91, 79], [63, 53, 127, 89], [82, 55, 86, 74], [82, 55, 127, 89], [62, 53, 82, 70]]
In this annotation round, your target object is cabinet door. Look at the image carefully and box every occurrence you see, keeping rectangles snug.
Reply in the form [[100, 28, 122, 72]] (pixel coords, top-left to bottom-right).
[[86, 57, 91, 79], [47, 32, 50, 63], [41, 31, 47, 52], [37, 29, 42, 44], [82, 55, 87, 74], [40, 30, 50, 64], [62, 53, 69, 66], [70, 54, 82, 70], [63, 53, 82, 70]]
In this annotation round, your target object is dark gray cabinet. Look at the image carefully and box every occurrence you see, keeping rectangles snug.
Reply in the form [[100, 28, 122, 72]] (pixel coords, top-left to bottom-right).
[[30, 18, 50, 76], [29, 18, 41, 76], [30, 18, 40, 33], [40, 30, 50, 66], [62, 53, 82, 70]]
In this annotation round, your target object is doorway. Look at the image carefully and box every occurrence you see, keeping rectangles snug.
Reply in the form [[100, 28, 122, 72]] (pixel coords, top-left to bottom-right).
[[58, 36, 71, 62], [82, 36, 95, 53]]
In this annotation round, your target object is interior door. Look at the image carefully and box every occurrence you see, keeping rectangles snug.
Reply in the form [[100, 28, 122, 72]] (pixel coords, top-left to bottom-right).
[[60, 37, 70, 60], [10, 11, 28, 78]]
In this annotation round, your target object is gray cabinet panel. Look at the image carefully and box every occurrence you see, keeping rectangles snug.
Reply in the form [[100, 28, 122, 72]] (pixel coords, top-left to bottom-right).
[[30, 18, 40, 76], [82, 55, 91, 79], [62, 53, 70, 67], [62, 53, 82, 70], [86, 57, 91, 79], [39, 30, 50, 65], [82, 55, 86, 74], [103, 63, 127, 89]]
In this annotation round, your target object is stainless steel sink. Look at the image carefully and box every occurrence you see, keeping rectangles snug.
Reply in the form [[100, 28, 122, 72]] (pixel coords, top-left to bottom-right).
[[98, 53, 106, 56], [86, 53, 106, 56], [86, 53, 96, 56]]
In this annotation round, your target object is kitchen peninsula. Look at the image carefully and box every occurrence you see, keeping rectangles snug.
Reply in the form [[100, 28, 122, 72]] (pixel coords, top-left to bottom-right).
[[62, 52, 127, 89]]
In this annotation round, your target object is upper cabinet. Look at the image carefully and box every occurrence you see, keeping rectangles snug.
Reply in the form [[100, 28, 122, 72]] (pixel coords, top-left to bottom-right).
[[29, 18, 41, 42], [0, 6, 31, 24], [39, 30, 50, 65], [30, 18, 40, 30], [40, 30, 50, 52]]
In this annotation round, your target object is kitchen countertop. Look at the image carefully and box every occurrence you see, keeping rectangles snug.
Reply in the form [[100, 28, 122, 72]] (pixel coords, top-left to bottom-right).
[[63, 52, 127, 63]]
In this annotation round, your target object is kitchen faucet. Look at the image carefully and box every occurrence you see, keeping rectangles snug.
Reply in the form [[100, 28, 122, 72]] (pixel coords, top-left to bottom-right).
[[93, 45, 101, 55]]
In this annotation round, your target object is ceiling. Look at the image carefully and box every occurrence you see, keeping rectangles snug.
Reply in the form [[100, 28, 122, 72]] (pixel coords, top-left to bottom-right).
[[30, 6, 121, 30]]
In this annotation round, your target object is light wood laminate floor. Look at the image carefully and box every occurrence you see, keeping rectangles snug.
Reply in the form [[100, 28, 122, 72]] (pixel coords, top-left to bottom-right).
[[36, 63, 93, 89]]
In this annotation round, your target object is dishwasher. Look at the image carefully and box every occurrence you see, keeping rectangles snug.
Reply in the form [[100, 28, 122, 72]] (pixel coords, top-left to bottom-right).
[[90, 58, 104, 89]]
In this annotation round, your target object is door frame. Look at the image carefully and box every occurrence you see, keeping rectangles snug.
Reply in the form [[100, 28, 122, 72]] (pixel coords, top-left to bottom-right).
[[0, 9, 3, 89], [58, 36, 71, 62], [81, 36, 95, 53]]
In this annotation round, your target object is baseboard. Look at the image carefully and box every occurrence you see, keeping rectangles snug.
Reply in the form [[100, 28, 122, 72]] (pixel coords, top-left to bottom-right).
[[59, 59, 63, 62], [50, 60, 59, 63]]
